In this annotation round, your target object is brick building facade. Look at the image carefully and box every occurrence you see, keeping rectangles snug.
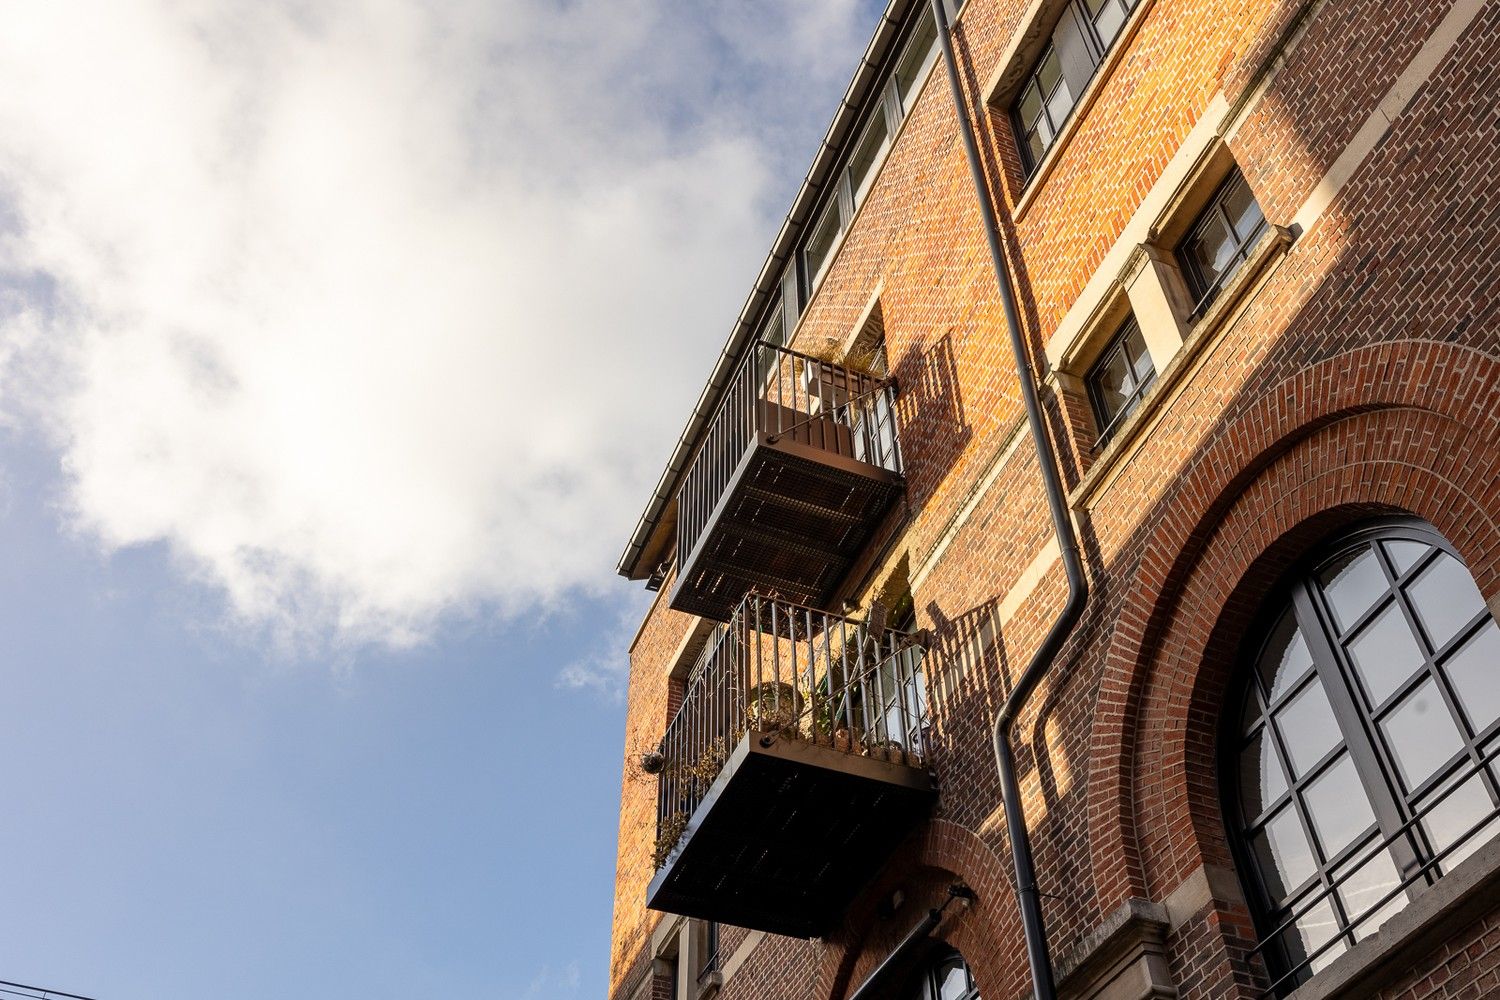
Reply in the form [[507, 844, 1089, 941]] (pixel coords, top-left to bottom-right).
[[608, 0, 1500, 998]]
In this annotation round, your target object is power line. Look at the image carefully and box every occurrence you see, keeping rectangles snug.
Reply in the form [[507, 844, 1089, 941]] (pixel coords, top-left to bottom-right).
[[0, 978, 100, 1000]]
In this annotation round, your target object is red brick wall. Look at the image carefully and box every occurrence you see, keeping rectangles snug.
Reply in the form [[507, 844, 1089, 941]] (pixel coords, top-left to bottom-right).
[[1372, 910, 1500, 999], [607, 0, 1500, 997]]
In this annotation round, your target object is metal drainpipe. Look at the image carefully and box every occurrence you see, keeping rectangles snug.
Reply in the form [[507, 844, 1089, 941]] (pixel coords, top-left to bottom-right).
[[928, 3, 1090, 999]]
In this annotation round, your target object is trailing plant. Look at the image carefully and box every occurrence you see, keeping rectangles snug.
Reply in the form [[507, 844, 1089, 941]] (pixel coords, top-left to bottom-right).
[[653, 811, 689, 869]]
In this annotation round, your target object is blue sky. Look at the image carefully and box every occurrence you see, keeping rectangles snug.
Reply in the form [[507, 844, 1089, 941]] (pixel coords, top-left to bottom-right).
[[0, 1, 887, 998]]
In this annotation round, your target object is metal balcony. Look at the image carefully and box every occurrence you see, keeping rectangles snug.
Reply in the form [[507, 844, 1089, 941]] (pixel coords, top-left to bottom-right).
[[647, 595, 935, 937], [670, 343, 903, 623]]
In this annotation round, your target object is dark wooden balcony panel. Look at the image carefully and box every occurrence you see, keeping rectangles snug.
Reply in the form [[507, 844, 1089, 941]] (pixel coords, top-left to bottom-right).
[[671, 431, 903, 622], [647, 731, 936, 938]]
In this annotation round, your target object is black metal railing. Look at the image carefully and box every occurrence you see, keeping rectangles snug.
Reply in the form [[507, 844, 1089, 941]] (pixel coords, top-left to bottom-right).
[[652, 594, 928, 869], [1255, 739, 1500, 996], [676, 342, 902, 575]]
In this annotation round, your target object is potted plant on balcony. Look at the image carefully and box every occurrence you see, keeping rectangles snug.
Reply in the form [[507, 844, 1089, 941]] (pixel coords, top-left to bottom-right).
[[799, 338, 886, 408], [746, 681, 802, 739], [810, 673, 867, 753]]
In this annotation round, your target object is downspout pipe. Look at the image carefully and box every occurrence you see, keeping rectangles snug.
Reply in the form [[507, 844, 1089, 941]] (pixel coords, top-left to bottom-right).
[[929, 3, 1090, 999]]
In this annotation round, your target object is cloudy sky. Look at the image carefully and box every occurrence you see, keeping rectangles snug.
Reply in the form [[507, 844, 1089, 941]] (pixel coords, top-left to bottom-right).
[[0, 1, 885, 997]]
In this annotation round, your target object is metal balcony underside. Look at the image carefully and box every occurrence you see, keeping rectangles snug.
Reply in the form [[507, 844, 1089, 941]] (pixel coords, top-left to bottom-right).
[[646, 730, 935, 938], [670, 432, 903, 622]]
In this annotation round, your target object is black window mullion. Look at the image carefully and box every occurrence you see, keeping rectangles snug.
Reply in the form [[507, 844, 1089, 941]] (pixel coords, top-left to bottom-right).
[[1366, 540, 1492, 832], [1289, 581, 1427, 889]]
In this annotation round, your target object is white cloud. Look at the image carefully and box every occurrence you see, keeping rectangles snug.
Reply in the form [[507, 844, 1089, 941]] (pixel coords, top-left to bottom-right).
[[0, 0, 878, 649]]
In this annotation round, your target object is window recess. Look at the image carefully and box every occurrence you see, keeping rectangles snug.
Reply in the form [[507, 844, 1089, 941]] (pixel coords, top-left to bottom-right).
[[1177, 168, 1268, 314], [1085, 315, 1155, 446], [1012, 0, 1141, 174]]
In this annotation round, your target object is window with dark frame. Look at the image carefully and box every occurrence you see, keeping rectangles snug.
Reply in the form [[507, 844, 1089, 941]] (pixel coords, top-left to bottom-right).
[[799, 6, 942, 297], [1224, 519, 1500, 996], [1085, 315, 1155, 444], [696, 921, 720, 985], [905, 947, 982, 1000], [1177, 169, 1268, 311], [1012, 0, 1140, 174]]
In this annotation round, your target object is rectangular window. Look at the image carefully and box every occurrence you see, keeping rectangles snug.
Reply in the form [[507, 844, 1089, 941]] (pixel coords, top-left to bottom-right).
[[894, 10, 940, 112], [846, 111, 892, 208], [755, 301, 788, 386], [1086, 315, 1155, 442], [795, 4, 944, 309], [1011, 0, 1141, 175], [697, 921, 720, 984], [803, 199, 844, 292], [1177, 169, 1268, 310]]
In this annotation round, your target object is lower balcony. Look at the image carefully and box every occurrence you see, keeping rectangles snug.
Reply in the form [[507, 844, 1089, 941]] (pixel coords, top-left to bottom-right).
[[646, 595, 936, 937], [670, 343, 904, 623]]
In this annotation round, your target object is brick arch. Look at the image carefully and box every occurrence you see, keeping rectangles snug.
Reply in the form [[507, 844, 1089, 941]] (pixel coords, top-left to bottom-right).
[[817, 819, 1021, 1000], [1087, 340, 1500, 913]]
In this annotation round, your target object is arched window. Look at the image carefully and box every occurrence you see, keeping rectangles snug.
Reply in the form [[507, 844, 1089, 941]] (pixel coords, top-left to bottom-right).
[[1225, 519, 1500, 994], [906, 947, 980, 1000]]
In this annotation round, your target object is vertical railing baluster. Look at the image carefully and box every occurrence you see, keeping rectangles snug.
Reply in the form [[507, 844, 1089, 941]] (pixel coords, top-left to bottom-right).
[[817, 609, 833, 749]]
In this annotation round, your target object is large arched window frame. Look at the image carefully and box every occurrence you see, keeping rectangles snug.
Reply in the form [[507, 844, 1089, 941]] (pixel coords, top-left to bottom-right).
[[1223, 518, 1500, 995]]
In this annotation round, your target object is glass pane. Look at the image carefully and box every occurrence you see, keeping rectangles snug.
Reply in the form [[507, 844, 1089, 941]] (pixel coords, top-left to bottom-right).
[[1382, 677, 1465, 791], [1258, 614, 1313, 704], [1318, 547, 1389, 630], [1420, 769, 1500, 872], [1036, 49, 1063, 101], [936, 957, 970, 1000], [1089, 342, 1132, 426], [1347, 603, 1427, 707], [1045, 80, 1075, 132], [1276, 679, 1341, 776], [804, 201, 842, 289], [1092, 0, 1127, 45], [1185, 213, 1235, 291], [1254, 804, 1317, 901], [1281, 895, 1345, 975], [1129, 345, 1155, 387], [1018, 83, 1043, 130], [1336, 847, 1405, 942], [1407, 552, 1488, 650], [1302, 753, 1376, 860], [1026, 127, 1049, 167], [895, 12, 938, 110], [1384, 540, 1431, 576], [1241, 727, 1289, 820], [1242, 687, 1263, 734], [1443, 622, 1500, 733], [847, 113, 891, 207], [1222, 175, 1265, 244]]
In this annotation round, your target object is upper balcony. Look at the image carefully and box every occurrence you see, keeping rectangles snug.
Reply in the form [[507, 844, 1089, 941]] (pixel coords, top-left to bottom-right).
[[670, 342, 904, 623], [646, 594, 935, 937]]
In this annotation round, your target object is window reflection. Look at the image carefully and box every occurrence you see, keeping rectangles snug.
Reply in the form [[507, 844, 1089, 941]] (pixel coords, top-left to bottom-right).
[[1228, 522, 1500, 994], [1408, 553, 1488, 650], [907, 949, 979, 1000], [1347, 604, 1425, 707]]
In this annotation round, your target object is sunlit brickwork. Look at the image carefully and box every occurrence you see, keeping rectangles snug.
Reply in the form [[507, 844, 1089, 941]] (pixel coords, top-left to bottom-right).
[[609, 0, 1500, 998]]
